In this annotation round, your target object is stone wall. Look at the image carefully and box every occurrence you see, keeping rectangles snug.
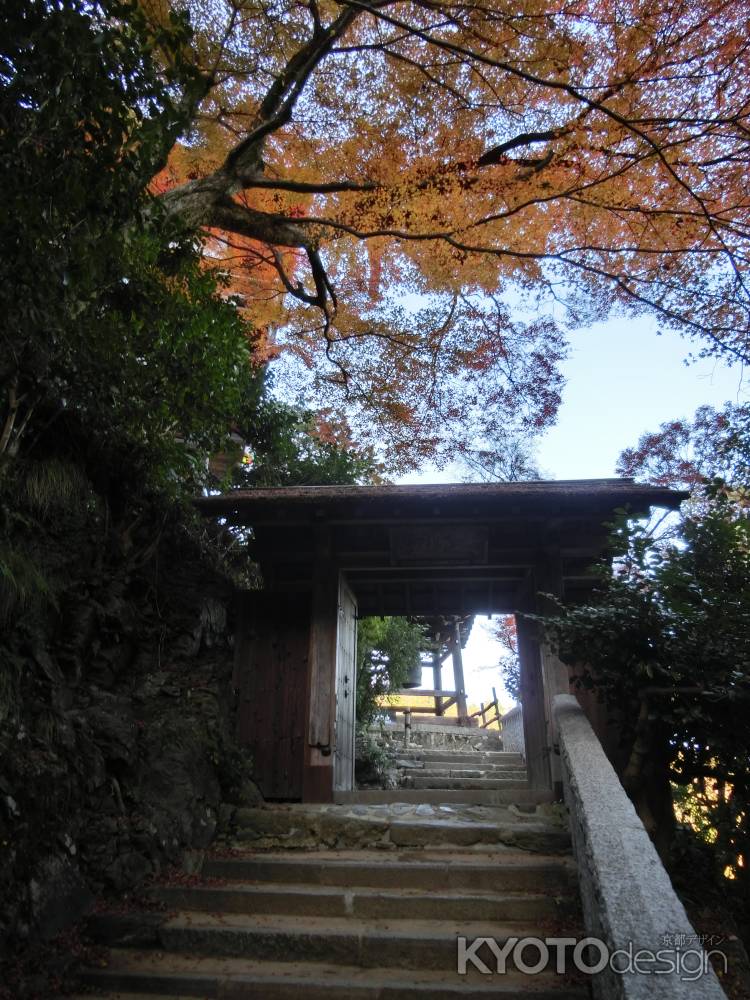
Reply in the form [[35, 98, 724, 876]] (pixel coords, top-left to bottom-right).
[[0, 534, 254, 986], [499, 705, 525, 755]]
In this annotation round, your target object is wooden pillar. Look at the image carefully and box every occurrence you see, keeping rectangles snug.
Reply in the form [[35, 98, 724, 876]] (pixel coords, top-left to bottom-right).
[[540, 644, 569, 791], [451, 620, 468, 720], [517, 614, 551, 790], [432, 652, 444, 716], [303, 529, 339, 802], [534, 549, 571, 792]]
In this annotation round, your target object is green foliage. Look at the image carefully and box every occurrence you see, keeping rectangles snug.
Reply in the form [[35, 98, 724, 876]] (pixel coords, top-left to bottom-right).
[[0, 0, 231, 726], [0, 543, 54, 628], [0, 0, 261, 669], [0, 0, 393, 960], [500, 656, 521, 705], [356, 617, 427, 728], [0, 0, 266, 951], [231, 372, 380, 488], [493, 615, 520, 703], [542, 501, 750, 884], [354, 732, 394, 789], [1, 0, 251, 494]]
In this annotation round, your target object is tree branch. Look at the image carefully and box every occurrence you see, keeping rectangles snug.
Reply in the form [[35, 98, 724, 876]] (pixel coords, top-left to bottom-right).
[[0, 376, 20, 457], [477, 129, 568, 167], [210, 198, 313, 248], [224, 6, 360, 183], [249, 177, 378, 194]]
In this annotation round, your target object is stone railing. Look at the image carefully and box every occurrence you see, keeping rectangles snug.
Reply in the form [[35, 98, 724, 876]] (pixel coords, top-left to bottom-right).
[[554, 694, 729, 1000], [499, 704, 525, 755]]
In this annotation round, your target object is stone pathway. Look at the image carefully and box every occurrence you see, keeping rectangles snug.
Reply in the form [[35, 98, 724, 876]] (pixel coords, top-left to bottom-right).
[[74, 724, 590, 998]]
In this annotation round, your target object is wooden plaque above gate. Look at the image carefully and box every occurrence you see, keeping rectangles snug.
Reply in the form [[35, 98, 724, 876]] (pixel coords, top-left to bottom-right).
[[390, 525, 488, 565]]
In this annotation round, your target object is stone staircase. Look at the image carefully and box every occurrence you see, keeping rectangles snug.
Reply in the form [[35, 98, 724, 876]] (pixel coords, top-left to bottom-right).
[[75, 726, 590, 999], [396, 747, 529, 793], [349, 721, 541, 805]]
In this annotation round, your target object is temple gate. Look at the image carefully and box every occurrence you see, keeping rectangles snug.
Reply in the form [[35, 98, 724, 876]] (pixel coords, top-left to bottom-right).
[[198, 480, 682, 802]]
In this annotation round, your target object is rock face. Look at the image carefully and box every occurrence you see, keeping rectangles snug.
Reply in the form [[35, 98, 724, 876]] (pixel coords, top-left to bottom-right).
[[29, 856, 94, 941], [0, 533, 253, 973]]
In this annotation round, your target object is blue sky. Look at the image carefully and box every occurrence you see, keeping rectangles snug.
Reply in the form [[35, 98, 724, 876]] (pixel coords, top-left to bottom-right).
[[535, 318, 747, 480], [403, 320, 748, 706], [401, 317, 747, 485]]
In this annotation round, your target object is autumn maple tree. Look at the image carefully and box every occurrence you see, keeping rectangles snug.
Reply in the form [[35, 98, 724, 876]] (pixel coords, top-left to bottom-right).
[[493, 614, 520, 702], [617, 401, 750, 490], [138, 0, 750, 470]]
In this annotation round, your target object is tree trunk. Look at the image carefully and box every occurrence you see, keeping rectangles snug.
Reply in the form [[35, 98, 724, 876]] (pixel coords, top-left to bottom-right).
[[621, 702, 676, 860]]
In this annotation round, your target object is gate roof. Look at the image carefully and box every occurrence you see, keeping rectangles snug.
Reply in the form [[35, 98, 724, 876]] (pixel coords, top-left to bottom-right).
[[198, 479, 684, 615]]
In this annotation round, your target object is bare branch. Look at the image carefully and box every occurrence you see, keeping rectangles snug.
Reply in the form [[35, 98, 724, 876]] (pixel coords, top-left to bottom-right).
[[270, 248, 321, 306]]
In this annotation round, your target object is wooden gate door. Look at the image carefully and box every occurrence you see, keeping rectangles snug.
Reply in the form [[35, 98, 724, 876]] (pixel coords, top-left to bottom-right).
[[233, 592, 309, 800], [334, 575, 357, 792]]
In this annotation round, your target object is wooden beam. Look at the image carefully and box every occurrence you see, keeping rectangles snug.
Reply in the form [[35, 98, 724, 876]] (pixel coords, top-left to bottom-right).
[[393, 704, 456, 714], [394, 689, 458, 699]]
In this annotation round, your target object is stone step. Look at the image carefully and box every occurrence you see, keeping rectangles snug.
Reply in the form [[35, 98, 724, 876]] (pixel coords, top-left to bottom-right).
[[202, 850, 577, 893], [404, 777, 531, 792], [78, 951, 590, 998], [334, 788, 552, 805], [384, 720, 504, 737], [230, 806, 569, 852], [386, 820, 569, 852], [151, 881, 568, 922], [377, 734, 506, 752], [391, 740, 507, 753], [87, 912, 567, 972], [416, 757, 524, 769], [413, 767, 529, 780], [395, 765, 528, 778], [388, 750, 522, 765]]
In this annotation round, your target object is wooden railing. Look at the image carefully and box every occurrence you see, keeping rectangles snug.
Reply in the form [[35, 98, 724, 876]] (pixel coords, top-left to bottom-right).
[[466, 687, 502, 729], [392, 688, 459, 715], [389, 686, 502, 729]]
